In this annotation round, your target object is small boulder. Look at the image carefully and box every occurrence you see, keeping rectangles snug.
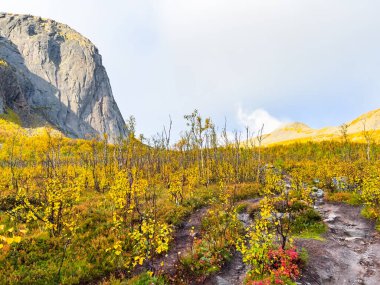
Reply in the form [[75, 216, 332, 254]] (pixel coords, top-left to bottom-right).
[[216, 276, 230, 285], [316, 189, 324, 198]]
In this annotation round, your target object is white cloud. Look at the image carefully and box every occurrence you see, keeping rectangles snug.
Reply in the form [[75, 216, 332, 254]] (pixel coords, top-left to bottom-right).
[[237, 107, 288, 134]]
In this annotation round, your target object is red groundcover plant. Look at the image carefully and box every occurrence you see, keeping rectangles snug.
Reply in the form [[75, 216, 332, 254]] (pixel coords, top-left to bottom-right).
[[246, 247, 300, 285]]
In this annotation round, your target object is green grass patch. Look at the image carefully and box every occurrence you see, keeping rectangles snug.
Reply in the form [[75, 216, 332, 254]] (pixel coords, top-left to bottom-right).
[[0, 108, 22, 126], [124, 272, 168, 285], [298, 247, 309, 266], [293, 208, 327, 241], [294, 223, 327, 241], [100, 272, 168, 285]]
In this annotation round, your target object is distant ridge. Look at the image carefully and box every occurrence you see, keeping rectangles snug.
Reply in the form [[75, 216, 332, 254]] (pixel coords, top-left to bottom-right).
[[258, 108, 380, 146]]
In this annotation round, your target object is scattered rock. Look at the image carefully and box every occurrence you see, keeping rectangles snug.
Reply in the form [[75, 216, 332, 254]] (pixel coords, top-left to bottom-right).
[[323, 213, 337, 223], [237, 213, 250, 227], [344, 228, 368, 238], [297, 203, 380, 284], [344, 237, 362, 242], [315, 189, 324, 198], [215, 276, 230, 285]]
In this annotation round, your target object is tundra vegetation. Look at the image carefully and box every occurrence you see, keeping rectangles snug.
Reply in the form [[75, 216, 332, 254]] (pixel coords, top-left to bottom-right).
[[0, 110, 379, 285]]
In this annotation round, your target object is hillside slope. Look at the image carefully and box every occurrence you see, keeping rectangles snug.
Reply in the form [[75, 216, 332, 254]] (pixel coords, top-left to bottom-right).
[[260, 109, 380, 146]]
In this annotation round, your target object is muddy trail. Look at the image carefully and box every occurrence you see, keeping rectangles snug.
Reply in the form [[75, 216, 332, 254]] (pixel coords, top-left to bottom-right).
[[202, 199, 261, 285], [205, 199, 380, 285], [203, 211, 251, 285], [297, 201, 380, 285], [153, 207, 209, 277], [153, 198, 260, 283], [154, 197, 380, 285]]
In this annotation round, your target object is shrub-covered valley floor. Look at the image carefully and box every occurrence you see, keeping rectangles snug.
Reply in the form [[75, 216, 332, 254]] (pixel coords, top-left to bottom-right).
[[0, 112, 380, 285]]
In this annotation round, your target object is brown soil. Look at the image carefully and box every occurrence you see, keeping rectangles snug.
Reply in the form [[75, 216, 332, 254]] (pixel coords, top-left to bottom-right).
[[205, 200, 380, 285], [153, 198, 261, 283], [153, 207, 209, 279], [203, 251, 247, 285], [203, 198, 261, 285], [152, 197, 380, 285], [87, 198, 380, 284]]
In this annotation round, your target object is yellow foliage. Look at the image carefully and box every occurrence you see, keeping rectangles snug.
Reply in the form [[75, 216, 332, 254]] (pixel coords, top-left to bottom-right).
[[0, 59, 8, 67]]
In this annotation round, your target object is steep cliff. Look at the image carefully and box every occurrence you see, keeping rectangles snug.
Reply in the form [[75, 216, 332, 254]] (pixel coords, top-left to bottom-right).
[[0, 13, 126, 140]]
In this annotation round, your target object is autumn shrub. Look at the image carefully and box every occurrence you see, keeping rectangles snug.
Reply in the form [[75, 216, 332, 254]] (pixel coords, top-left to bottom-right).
[[244, 247, 300, 285], [238, 198, 275, 279], [238, 195, 304, 284], [246, 202, 261, 219], [0, 58, 8, 66], [160, 185, 217, 226], [361, 206, 378, 220], [179, 200, 241, 280], [162, 205, 192, 226], [236, 202, 248, 213], [2, 111, 380, 284], [361, 172, 380, 219], [180, 238, 228, 278], [266, 247, 300, 279], [231, 182, 261, 201], [326, 191, 362, 206]]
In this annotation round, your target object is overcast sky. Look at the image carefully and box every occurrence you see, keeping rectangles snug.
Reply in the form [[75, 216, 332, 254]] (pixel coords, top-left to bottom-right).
[[2, 1, 380, 139]]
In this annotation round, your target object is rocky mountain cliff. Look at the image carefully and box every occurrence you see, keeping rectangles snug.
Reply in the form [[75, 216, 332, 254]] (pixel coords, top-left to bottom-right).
[[260, 108, 380, 146], [0, 13, 126, 140]]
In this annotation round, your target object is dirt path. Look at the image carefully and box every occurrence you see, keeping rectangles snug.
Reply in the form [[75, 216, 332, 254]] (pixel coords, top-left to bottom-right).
[[153, 198, 260, 283], [204, 199, 261, 285], [153, 207, 209, 278], [296, 201, 380, 285], [204, 251, 247, 285], [204, 213, 251, 285], [206, 199, 380, 285], [152, 195, 380, 285]]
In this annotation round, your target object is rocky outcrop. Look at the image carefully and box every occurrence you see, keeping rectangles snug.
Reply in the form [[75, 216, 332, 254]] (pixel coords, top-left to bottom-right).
[[0, 42, 32, 121], [0, 13, 126, 140]]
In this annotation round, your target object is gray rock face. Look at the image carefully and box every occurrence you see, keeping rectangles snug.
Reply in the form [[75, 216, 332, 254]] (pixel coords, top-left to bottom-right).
[[0, 13, 126, 140], [0, 43, 31, 119]]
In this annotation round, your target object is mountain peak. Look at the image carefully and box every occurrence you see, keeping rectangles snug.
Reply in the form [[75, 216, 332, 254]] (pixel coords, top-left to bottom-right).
[[0, 13, 126, 141], [347, 108, 380, 132], [260, 108, 380, 146], [278, 122, 312, 132]]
